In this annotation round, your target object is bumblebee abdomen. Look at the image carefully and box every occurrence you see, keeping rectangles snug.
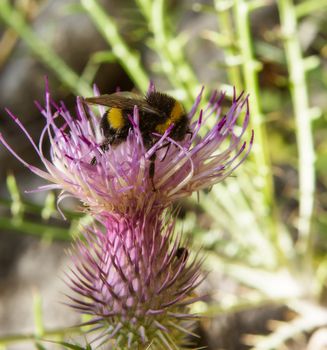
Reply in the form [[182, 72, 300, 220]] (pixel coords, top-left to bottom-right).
[[107, 107, 125, 129], [100, 108, 130, 145]]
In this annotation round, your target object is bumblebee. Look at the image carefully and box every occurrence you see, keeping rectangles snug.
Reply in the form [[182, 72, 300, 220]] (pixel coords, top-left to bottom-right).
[[84, 90, 190, 189]]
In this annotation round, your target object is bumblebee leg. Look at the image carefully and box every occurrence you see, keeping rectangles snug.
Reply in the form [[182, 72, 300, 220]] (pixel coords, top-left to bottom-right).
[[160, 142, 171, 162], [91, 156, 97, 165], [186, 130, 193, 139], [100, 143, 109, 152], [150, 142, 171, 162], [161, 129, 193, 162], [90, 142, 110, 165], [149, 153, 157, 191]]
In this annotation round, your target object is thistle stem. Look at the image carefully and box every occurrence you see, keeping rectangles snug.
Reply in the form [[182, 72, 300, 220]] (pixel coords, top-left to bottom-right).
[[233, 0, 273, 204], [135, 0, 199, 107], [214, 0, 243, 90], [277, 0, 316, 261], [0, 216, 70, 240], [233, 0, 281, 257], [0, 326, 82, 346]]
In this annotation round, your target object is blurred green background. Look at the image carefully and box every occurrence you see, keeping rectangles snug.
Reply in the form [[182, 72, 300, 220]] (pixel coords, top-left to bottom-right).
[[0, 0, 326, 349]]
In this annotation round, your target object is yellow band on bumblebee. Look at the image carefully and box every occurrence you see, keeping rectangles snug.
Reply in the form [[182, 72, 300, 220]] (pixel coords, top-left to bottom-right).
[[107, 108, 125, 129], [155, 101, 184, 134]]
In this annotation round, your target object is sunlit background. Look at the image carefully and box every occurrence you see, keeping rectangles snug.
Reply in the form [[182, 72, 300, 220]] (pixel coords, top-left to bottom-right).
[[0, 0, 326, 349]]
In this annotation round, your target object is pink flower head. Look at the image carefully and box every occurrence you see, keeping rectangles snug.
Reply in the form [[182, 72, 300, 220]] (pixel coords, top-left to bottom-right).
[[0, 82, 253, 216], [66, 213, 203, 348]]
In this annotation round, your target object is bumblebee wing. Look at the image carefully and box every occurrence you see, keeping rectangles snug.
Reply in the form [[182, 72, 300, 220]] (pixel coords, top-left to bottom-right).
[[84, 93, 161, 116], [84, 92, 141, 106]]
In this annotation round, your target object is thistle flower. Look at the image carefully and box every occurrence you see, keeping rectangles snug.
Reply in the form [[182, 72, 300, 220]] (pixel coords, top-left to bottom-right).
[[66, 213, 203, 349], [0, 82, 253, 216]]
